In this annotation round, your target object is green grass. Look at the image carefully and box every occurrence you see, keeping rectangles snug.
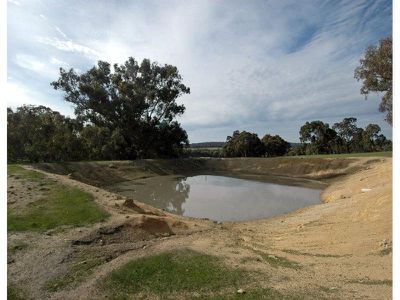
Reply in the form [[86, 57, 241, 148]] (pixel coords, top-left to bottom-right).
[[8, 164, 46, 181], [102, 249, 248, 299], [206, 288, 307, 300], [8, 284, 29, 300], [293, 151, 392, 158], [8, 165, 109, 231]]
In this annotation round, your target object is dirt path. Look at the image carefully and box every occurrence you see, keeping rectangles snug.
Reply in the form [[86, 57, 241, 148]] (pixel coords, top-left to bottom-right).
[[7, 158, 392, 299]]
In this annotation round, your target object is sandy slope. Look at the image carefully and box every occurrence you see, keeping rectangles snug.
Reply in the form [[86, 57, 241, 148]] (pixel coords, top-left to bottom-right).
[[7, 157, 392, 299]]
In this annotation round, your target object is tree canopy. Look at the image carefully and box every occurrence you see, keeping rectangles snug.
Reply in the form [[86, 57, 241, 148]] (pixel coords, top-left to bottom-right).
[[354, 37, 392, 124], [261, 134, 290, 157], [223, 130, 265, 157], [294, 118, 391, 155], [51, 57, 190, 158]]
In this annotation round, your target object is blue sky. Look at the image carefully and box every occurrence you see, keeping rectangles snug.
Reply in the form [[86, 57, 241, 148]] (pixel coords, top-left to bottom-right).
[[7, 0, 392, 142]]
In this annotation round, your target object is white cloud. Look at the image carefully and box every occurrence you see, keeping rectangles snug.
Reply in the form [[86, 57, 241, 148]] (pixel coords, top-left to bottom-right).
[[7, 80, 74, 116], [36, 36, 100, 60], [14, 53, 61, 78], [7, 0, 392, 142], [8, 0, 20, 6], [55, 26, 67, 39]]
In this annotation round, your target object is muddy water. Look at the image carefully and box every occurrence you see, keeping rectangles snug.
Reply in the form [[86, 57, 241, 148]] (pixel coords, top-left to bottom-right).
[[111, 175, 321, 221]]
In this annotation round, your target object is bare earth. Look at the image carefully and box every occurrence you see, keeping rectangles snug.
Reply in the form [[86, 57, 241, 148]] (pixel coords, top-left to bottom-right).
[[7, 157, 392, 299]]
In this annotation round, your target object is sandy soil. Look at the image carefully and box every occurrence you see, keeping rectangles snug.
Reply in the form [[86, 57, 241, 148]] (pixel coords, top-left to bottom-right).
[[7, 157, 392, 299]]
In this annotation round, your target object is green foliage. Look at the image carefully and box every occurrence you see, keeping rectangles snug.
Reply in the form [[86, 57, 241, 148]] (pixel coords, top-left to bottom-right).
[[51, 57, 190, 159], [102, 249, 247, 298], [355, 37, 392, 124], [299, 121, 337, 154], [298, 118, 391, 155], [262, 134, 290, 157], [7, 106, 84, 163], [223, 130, 265, 157]]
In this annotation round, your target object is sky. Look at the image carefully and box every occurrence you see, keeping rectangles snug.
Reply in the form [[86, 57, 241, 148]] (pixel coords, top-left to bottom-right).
[[7, 0, 392, 143]]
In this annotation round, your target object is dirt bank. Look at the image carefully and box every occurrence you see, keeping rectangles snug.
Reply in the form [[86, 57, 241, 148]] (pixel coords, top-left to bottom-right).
[[8, 157, 392, 299]]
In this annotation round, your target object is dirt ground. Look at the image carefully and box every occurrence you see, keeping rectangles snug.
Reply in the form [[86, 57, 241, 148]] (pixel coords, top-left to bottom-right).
[[7, 157, 392, 299]]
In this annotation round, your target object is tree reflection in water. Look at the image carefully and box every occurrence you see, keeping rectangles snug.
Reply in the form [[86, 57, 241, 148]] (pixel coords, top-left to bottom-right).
[[120, 176, 191, 215]]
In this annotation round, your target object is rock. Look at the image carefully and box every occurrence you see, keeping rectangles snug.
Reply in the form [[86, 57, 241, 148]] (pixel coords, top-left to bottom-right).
[[361, 188, 371, 192], [267, 255, 277, 260], [193, 292, 201, 298], [67, 173, 73, 178], [124, 199, 146, 214], [237, 289, 245, 294], [108, 164, 117, 169]]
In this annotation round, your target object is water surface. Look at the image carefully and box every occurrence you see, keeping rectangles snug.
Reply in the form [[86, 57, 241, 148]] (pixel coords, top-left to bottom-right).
[[111, 175, 321, 221]]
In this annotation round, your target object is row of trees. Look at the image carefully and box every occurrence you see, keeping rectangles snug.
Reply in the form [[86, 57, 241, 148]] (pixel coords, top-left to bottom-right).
[[222, 117, 391, 158], [223, 131, 289, 157], [294, 118, 391, 155], [8, 58, 190, 162]]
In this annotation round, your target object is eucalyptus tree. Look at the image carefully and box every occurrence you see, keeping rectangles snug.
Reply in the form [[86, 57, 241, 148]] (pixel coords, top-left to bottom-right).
[[355, 37, 392, 124], [51, 57, 190, 158]]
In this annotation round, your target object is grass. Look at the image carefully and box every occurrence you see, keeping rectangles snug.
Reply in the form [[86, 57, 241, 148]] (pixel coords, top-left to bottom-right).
[[251, 250, 301, 270], [206, 288, 307, 300], [379, 247, 392, 256], [348, 279, 392, 286], [281, 249, 344, 258], [292, 151, 392, 158], [102, 249, 249, 299], [8, 242, 28, 255], [8, 284, 29, 300], [45, 251, 105, 292], [8, 164, 46, 181], [7, 165, 109, 231]]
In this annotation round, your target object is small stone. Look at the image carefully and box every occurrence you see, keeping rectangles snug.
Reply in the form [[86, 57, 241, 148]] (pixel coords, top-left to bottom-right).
[[267, 255, 277, 260], [126, 215, 130, 218], [193, 292, 201, 298], [237, 289, 245, 294]]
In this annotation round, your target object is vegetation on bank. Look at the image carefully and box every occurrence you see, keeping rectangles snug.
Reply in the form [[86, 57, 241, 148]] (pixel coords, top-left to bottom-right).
[[101, 249, 307, 299], [221, 117, 391, 158], [102, 249, 246, 298], [7, 165, 109, 231]]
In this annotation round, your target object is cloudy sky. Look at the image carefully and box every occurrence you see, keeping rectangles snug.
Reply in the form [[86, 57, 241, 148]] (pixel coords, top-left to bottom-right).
[[7, 0, 392, 142]]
